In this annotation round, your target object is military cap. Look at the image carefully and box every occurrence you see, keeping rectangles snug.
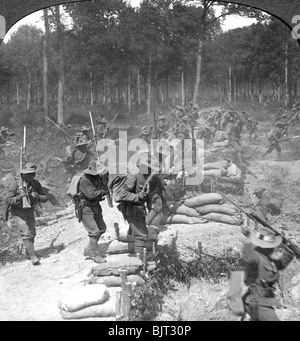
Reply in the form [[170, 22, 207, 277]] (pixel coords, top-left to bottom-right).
[[99, 118, 107, 124], [21, 163, 38, 175], [182, 116, 189, 121], [250, 227, 282, 249], [158, 115, 167, 120], [141, 126, 150, 135], [81, 126, 90, 132], [0, 127, 8, 132], [253, 187, 266, 195], [84, 160, 107, 176]]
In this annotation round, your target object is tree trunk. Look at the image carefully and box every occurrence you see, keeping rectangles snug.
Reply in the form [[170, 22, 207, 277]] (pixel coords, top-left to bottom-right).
[[181, 70, 185, 107], [285, 40, 293, 109], [137, 68, 141, 105], [128, 67, 131, 111], [193, 36, 203, 103], [147, 52, 152, 116], [228, 66, 232, 103], [55, 6, 64, 125], [27, 69, 31, 111], [90, 72, 94, 107], [16, 82, 20, 106], [43, 8, 50, 119]]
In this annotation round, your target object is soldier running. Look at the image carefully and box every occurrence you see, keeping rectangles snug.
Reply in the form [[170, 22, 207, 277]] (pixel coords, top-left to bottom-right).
[[262, 122, 286, 159]]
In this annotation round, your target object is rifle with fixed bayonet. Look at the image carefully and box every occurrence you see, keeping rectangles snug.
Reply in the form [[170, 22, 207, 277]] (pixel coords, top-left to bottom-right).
[[46, 116, 73, 140], [89, 111, 113, 208], [217, 191, 300, 260]]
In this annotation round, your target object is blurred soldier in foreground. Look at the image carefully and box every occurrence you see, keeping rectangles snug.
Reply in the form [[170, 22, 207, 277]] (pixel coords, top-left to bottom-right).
[[5, 163, 48, 265], [242, 227, 294, 321]]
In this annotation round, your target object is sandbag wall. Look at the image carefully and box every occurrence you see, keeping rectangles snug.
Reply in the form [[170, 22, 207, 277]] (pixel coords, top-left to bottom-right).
[[58, 258, 145, 320], [165, 193, 243, 226]]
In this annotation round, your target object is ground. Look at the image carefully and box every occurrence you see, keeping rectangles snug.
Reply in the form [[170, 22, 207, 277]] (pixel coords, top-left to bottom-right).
[[1, 103, 300, 321]]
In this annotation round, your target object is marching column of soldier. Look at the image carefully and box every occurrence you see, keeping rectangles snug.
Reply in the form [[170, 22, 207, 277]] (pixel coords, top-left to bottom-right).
[[2, 101, 300, 322]]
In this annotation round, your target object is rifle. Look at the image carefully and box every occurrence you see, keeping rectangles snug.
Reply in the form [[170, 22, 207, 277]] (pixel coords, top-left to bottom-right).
[[103, 113, 119, 138], [89, 111, 113, 208], [19, 127, 31, 209], [46, 116, 72, 140], [218, 191, 300, 260]]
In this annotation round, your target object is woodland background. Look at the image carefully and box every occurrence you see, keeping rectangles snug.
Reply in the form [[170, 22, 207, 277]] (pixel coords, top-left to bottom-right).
[[0, 0, 299, 127]]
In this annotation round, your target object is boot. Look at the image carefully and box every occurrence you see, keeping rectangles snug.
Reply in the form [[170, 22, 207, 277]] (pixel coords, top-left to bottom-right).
[[83, 237, 106, 264], [23, 239, 40, 265]]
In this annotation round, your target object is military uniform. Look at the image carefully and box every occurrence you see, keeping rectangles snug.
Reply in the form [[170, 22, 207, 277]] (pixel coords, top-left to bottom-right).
[[78, 160, 108, 264], [64, 137, 97, 179], [263, 124, 285, 158], [156, 115, 169, 140], [243, 228, 294, 321], [5, 163, 48, 265], [139, 126, 151, 145], [252, 188, 271, 222], [227, 118, 246, 167]]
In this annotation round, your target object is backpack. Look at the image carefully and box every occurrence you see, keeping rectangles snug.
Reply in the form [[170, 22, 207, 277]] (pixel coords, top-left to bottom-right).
[[108, 175, 128, 203]]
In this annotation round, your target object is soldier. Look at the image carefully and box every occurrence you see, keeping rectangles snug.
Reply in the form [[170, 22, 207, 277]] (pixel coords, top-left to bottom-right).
[[175, 116, 191, 139], [97, 118, 108, 138], [227, 116, 246, 167], [5, 163, 48, 265], [262, 122, 286, 159], [149, 125, 157, 139], [118, 155, 158, 259], [77, 160, 108, 264], [242, 227, 294, 321], [81, 126, 92, 141], [63, 136, 97, 180], [251, 187, 271, 222], [156, 114, 169, 140], [139, 126, 151, 145]]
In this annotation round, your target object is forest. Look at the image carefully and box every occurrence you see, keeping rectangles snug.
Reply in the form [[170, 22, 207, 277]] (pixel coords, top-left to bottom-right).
[[0, 0, 299, 127]]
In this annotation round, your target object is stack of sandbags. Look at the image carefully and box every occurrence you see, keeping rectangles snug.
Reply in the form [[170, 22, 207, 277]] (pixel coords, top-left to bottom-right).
[[87, 258, 145, 288], [58, 284, 115, 320], [203, 161, 227, 179], [100, 225, 159, 255], [204, 161, 229, 170], [184, 193, 243, 226]]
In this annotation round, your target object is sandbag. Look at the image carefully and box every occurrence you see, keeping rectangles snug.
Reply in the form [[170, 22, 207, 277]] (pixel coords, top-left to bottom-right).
[[89, 258, 143, 277], [204, 161, 228, 170], [89, 275, 145, 287], [204, 169, 225, 178], [195, 204, 238, 216], [60, 297, 116, 320], [202, 213, 243, 225], [106, 240, 153, 255], [58, 284, 109, 313], [184, 193, 224, 208], [167, 202, 200, 217], [166, 214, 207, 225]]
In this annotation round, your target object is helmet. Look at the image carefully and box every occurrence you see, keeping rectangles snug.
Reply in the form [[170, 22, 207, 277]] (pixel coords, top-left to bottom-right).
[[76, 136, 89, 146]]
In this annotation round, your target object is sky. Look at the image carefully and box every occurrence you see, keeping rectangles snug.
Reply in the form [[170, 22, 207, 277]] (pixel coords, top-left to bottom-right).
[[2, 0, 258, 43]]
